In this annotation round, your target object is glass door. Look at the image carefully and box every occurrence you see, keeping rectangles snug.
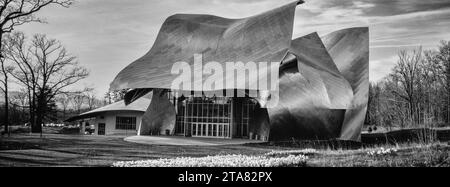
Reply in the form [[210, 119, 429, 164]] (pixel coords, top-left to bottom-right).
[[191, 123, 230, 138], [174, 94, 232, 139]]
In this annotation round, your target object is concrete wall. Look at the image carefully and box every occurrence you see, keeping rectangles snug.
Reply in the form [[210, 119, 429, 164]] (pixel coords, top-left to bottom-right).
[[92, 111, 143, 136]]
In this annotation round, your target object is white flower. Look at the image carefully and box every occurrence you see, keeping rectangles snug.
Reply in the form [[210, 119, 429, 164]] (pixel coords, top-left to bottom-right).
[[265, 149, 317, 157], [367, 147, 398, 157], [112, 154, 308, 167]]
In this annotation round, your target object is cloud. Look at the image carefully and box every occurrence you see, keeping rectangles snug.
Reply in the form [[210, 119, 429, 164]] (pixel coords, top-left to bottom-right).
[[369, 56, 399, 82], [294, 0, 450, 82]]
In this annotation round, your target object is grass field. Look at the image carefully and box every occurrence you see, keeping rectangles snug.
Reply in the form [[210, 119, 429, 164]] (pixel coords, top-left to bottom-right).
[[0, 134, 273, 167], [1, 132, 449, 167]]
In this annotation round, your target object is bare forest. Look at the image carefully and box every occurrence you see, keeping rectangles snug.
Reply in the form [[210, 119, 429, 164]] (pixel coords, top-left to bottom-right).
[[367, 41, 450, 130]]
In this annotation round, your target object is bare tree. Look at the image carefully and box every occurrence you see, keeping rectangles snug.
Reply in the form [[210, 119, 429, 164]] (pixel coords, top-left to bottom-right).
[[104, 92, 111, 104], [56, 92, 70, 120], [4, 32, 36, 132], [5, 32, 88, 133], [0, 52, 13, 133], [70, 93, 85, 114], [10, 88, 28, 118], [367, 42, 450, 130], [104, 89, 128, 104], [32, 33, 89, 131], [0, 0, 73, 133], [436, 41, 450, 124], [85, 90, 98, 110], [391, 48, 423, 125], [0, 0, 73, 50]]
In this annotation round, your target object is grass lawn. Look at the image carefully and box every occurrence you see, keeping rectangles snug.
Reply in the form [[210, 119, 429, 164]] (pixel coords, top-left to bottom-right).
[[0, 133, 449, 167], [0, 134, 275, 167], [307, 143, 450, 167]]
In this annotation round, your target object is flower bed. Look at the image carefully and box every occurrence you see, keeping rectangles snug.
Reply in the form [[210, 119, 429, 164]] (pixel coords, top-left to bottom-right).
[[112, 154, 308, 167], [265, 149, 317, 157], [367, 147, 398, 157]]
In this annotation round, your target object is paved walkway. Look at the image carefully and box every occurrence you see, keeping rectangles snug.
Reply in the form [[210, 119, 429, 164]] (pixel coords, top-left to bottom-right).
[[124, 136, 265, 146]]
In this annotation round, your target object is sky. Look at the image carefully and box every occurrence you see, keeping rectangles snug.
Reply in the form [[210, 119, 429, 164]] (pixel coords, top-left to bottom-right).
[[14, 0, 450, 98]]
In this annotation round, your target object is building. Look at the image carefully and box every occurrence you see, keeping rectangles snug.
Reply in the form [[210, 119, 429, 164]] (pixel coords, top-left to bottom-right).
[[66, 96, 151, 136], [75, 0, 369, 141]]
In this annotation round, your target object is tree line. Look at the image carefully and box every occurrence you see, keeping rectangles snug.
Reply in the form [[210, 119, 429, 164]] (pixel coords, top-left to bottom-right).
[[0, 88, 121, 127], [367, 41, 450, 129]]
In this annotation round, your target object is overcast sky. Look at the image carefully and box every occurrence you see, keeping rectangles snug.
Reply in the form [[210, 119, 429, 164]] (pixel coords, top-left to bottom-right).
[[15, 0, 450, 97]]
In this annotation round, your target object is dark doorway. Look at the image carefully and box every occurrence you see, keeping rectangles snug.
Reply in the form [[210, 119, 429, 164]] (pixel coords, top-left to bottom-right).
[[98, 123, 106, 135]]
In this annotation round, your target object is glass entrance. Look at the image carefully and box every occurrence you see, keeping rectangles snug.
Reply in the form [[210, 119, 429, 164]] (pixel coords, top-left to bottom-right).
[[191, 123, 230, 138], [170, 91, 257, 139], [172, 94, 232, 139]]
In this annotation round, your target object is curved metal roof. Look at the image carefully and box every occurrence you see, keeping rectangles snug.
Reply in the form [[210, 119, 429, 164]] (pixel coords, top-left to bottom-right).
[[110, 1, 302, 91]]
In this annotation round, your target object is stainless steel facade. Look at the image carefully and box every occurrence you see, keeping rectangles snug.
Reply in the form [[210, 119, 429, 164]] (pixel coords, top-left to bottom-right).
[[109, 1, 369, 141]]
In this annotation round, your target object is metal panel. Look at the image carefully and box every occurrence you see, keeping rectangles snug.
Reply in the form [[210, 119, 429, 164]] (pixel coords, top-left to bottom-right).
[[267, 32, 353, 140], [322, 28, 370, 141], [139, 89, 176, 135]]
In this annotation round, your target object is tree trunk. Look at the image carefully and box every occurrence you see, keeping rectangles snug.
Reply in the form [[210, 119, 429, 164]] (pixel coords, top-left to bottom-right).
[[30, 86, 40, 133], [32, 94, 45, 133], [1, 58, 9, 134], [447, 57, 450, 125], [3, 80, 8, 133], [447, 82, 450, 125], [62, 108, 66, 121], [27, 89, 33, 130]]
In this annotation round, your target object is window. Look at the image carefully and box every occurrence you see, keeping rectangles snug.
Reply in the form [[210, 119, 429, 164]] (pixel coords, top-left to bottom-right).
[[98, 123, 105, 135], [218, 125, 223, 137], [115, 116, 136, 130], [208, 124, 212, 136]]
